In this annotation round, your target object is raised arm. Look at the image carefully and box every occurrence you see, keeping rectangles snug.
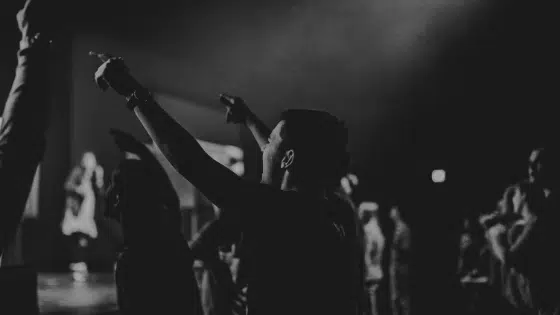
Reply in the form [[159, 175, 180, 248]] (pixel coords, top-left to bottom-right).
[[0, 0, 54, 259], [485, 224, 507, 263], [92, 56, 273, 216], [220, 94, 271, 150], [505, 217, 539, 269]]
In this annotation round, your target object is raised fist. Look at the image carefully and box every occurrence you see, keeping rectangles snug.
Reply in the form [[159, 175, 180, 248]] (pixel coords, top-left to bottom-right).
[[220, 93, 251, 124], [92, 53, 139, 97]]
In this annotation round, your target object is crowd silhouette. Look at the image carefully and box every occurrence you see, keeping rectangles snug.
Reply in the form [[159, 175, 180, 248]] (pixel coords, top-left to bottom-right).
[[0, 1, 559, 315]]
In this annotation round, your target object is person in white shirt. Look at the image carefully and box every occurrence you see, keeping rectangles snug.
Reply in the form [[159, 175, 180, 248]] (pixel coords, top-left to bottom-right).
[[360, 202, 386, 315]]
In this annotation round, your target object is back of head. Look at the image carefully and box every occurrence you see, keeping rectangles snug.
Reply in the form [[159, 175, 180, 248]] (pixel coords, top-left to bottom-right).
[[280, 109, 349, 189], [106, 130, 182, 244]]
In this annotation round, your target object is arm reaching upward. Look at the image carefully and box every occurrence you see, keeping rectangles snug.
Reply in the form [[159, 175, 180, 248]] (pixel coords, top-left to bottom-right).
[[220, 94, 271, 151], [92, 56, 275, 218], [0, 0, 55, 259], [485, 224, 507, 263], [505, 217, 539, 269]]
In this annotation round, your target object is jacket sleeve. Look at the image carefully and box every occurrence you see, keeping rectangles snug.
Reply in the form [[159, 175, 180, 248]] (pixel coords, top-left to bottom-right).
[[0, 37, 51, 258]]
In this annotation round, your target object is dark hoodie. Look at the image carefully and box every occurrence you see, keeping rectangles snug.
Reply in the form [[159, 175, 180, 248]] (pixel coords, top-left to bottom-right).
[[106, 130, 202, 315]]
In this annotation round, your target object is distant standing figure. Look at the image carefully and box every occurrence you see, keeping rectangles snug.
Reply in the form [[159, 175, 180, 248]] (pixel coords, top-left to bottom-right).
[[360, 202, 385, 315], [389, 206, 411, 315], [61, 152, 104, 278]]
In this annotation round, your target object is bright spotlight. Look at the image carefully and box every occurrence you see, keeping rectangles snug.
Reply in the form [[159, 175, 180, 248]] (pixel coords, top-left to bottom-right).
[[432, 169, 446, 183]]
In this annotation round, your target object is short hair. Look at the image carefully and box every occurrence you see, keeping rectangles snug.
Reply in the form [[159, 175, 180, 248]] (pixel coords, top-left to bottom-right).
[[279, 109, 350, 188]]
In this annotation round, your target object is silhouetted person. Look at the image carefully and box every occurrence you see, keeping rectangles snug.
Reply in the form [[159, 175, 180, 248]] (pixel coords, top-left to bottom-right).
[[93, 56, 358, 314], [485, 148, 560, 315], [389, 206, 411, 315], [360, 202, 385, 315], [0, 0, 60, 263], [224, 94, 365, 314], [105, 129, 202, 315], [61, 152, 104, 277], [223, 95, 366, 315]]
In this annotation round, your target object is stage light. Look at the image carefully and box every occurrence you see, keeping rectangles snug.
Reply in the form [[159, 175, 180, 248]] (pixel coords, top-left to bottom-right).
[[432, 169, 446, 183]]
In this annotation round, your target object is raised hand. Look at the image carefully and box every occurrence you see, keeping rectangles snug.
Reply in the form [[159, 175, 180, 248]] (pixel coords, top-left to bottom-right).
[[91, 52, 140, 97], [16, 0, 62, 40], [220, 93, 271, 149], [220, 93, 251, 124]]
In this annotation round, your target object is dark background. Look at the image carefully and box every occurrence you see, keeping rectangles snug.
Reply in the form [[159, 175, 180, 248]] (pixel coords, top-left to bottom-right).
[[0, 0, 555, 312], [1, 0, 554, 205]]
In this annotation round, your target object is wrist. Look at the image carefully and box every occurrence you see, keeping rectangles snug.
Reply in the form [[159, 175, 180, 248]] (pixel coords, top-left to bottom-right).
[[245, 111, 257, 126], [126, 87, 152, 111], [19, 33, 48, 50]]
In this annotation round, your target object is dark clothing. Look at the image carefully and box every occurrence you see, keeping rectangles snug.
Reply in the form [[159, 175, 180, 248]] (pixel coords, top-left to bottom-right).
[[0, 37, 51, 259], [492, 182, 560, 315], [192, 220, 243, 315], [390, 221, 411, 315], [193, 192, 357, 315], [108, 143, 200, 314], [126, 86, 358, 314], [237, 190, 355, 315], [330, 191, 367, 315], [115, 238, 202, 315], [191, 218, 242, 263], [199, 259, 238, 315]]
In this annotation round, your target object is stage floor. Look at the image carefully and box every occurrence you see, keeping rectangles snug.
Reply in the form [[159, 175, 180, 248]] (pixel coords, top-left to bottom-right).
[[38, 273, 118, 315]]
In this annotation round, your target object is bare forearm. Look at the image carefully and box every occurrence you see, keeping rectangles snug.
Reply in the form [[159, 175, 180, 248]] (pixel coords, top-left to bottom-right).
[[487, 235, 506, 263], [131, 93, 209, 178], [95, 57, 262, 214], [130, 91, 247, 210], [506, 219, 538, 266], [485, 226, 508, 263], [245, 112, 271, 150]]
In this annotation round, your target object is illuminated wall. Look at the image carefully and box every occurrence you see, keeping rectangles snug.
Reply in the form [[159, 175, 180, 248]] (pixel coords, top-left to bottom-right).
[[146, 140, 244, 209]]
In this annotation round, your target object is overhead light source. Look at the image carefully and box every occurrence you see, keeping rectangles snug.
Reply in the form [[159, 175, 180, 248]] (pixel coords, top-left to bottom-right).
[[432, 169, 446, 183]]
